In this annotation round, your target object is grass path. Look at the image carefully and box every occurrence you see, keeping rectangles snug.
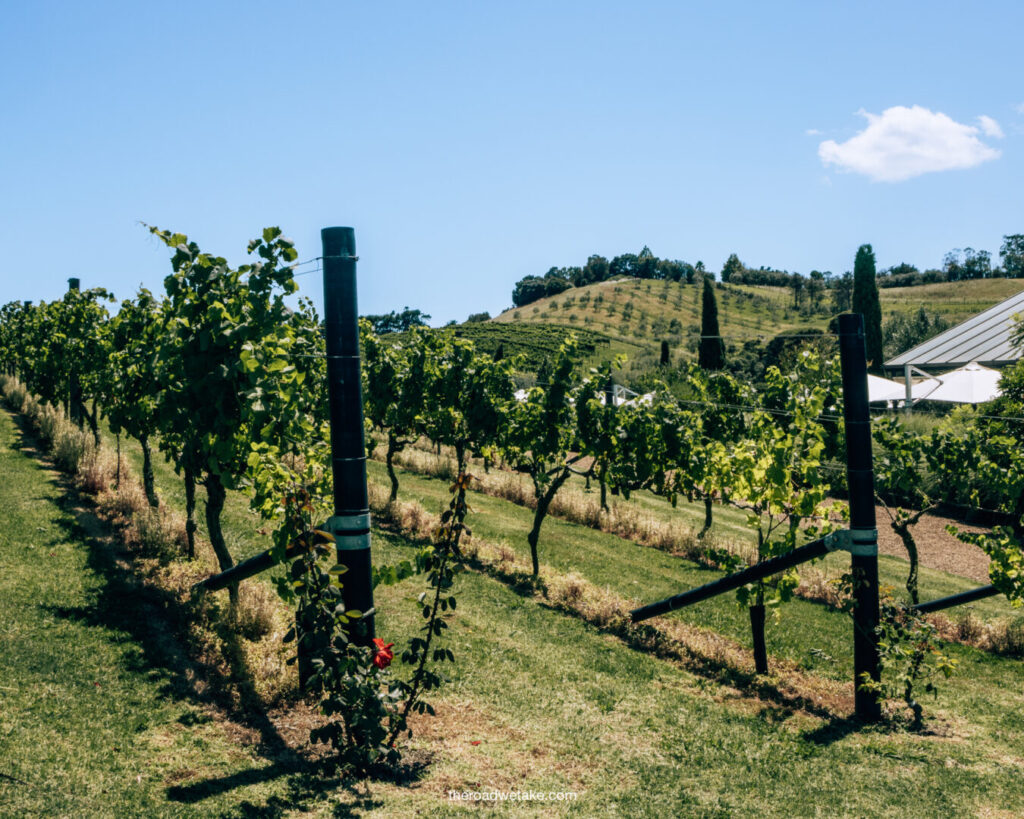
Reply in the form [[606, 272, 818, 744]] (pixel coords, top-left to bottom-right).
[[0, 410, 326, 817]]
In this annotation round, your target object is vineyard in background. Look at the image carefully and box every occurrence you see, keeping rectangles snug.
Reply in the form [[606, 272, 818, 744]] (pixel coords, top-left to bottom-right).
[[490, 275, 1024, 384]]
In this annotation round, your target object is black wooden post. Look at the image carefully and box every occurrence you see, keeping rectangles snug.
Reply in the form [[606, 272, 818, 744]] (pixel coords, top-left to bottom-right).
[[67, 278, 82, 424], [321, 227, 375, 647], [838, 313, 882, 722]]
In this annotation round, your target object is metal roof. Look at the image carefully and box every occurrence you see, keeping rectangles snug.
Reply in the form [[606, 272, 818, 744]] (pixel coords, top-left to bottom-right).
[[884, 288, 1024, 370]]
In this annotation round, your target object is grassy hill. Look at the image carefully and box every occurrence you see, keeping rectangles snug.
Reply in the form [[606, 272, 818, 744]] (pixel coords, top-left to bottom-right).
[[489, 277, 1024, 369]]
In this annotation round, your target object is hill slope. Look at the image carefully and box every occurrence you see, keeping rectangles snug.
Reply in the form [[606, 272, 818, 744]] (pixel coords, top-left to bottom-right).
[[490, 277, 1024, 365]]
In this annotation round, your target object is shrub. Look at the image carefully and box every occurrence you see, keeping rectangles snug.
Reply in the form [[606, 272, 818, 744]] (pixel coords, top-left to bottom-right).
[[52, 423, 93, 474]]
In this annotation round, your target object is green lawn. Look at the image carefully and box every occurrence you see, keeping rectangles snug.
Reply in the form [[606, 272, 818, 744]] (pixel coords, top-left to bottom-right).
[[5, 408, 1024, 816]]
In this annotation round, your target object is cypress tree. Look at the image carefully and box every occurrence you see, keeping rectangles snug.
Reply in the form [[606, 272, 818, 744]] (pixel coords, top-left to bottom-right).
[[852, 244, 884, 369], [699, 277, 725, 370], [660, 339, 670, 365]]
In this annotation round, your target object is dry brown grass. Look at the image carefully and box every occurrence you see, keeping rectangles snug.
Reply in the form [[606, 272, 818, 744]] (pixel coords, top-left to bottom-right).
[[234, 581, 281, 642], [930, 610, 1024, 659], [94, 469, 190, 562], [79, 446, 118, 494], [0, 375, 28, 410], [797, 566, 850, 610], [99, 477, 150, 520]]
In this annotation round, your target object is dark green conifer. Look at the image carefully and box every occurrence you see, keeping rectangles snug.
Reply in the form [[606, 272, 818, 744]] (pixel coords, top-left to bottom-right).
[[699, 278, 725, 370], [853, 244, 884, 369]]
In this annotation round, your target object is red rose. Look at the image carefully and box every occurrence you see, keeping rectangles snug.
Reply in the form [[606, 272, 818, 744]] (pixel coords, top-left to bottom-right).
[[372, 638, 394, 669]]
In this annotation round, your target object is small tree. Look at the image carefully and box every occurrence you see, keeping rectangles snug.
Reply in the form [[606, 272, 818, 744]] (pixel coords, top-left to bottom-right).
[[946, 388, 1024, 607], [607, 392, 677, 502], [831, 272, 854, 313], [872, 417, 939, 604], [104, 289, 163, 507], [720, 253, 744, 283], [503, 338, 585, 576], [677, 366, 750, 535], [422, 331, 516, 476], [860, 600, 958, 731], [999, 234, 1024, 279], [35, 287, 113, 443], [150, 226, 315, 603], [362, 323, 432, 502], [725, 353, 840, 674], [576, 361, 622, 512]]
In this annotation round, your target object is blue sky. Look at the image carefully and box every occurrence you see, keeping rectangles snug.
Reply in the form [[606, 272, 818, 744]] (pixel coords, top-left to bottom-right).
[[2, 1, 1022, 324]]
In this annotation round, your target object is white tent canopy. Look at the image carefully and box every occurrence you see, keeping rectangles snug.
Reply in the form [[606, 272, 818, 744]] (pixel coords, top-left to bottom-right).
[[868, 374, 905, 402], [914, 362, 1003, 404], [868, 374, 943, 403]]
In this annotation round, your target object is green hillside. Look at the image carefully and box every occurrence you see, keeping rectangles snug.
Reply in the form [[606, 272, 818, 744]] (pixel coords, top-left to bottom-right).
[[489, 277, 1024, 367]]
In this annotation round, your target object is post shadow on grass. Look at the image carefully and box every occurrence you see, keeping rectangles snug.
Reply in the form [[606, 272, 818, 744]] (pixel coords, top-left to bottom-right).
[[800, 715, 873, 746], [166, 755, 425, 815]]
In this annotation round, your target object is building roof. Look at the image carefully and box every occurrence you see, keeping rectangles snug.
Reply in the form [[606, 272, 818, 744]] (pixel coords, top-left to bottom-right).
[[884, 288, 1024, 370]]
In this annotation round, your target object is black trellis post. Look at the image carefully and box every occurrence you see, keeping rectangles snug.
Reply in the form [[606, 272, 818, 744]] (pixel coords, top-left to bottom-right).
[[67, 278, 82, 425], [838, 312, 882, 722], [321, 227, 375, 648]]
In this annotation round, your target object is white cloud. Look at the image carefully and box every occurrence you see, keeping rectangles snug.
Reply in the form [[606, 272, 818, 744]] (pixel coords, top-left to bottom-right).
[[805, 128, 822, 136], [818, 105, 1001, 182], [1014, 102, 1024, 114], [978, 115, 1004, 138]]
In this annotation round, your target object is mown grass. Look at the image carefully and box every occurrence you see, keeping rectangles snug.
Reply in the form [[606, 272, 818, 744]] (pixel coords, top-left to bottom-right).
[[0, 410, 307, 817], [7, 408, 1024, 816]]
